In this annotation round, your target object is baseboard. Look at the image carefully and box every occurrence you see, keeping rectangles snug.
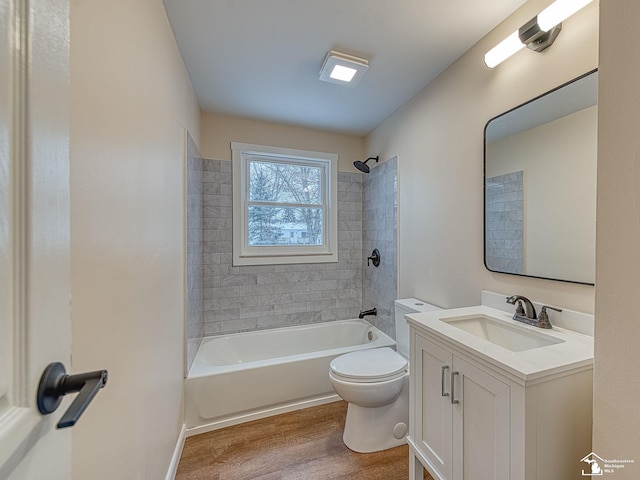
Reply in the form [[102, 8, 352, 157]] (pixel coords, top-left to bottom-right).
[[166, 423, 187, 480], [186, 394, 340, 437]]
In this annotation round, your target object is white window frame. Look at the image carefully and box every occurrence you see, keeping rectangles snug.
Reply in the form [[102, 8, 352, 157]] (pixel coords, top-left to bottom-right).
[[231, 142, 338, 266]]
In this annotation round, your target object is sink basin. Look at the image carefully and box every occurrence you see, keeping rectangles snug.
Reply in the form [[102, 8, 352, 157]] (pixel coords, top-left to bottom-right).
[[442, 315, 565, 352]]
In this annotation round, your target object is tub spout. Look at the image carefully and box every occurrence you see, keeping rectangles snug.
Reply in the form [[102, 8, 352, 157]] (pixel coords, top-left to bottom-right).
[[358, 308, 377, 319]]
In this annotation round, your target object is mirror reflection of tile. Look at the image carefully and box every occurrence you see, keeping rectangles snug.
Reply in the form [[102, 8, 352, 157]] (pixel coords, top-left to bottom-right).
[[485, 170, 523, 274]]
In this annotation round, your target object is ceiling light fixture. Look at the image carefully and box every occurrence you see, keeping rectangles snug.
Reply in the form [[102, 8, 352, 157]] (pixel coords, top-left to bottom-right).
[[319, 50, 369, 86], [484, 0, 593, 68]]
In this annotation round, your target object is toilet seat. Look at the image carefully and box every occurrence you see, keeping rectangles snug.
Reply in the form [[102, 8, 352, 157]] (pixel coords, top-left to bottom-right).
[[330, 347, 408, 383]]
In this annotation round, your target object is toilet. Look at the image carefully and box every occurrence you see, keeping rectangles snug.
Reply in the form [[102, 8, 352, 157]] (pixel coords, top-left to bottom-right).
[[329, 298, 441, 453]]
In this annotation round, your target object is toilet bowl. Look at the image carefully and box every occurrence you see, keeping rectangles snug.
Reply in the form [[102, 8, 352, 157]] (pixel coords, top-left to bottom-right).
[[329, 347, 409, 453], [329, 298, 441, 453]]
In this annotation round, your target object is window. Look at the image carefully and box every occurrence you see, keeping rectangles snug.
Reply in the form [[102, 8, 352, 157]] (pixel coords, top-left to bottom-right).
[[232, 143, 338, 266]]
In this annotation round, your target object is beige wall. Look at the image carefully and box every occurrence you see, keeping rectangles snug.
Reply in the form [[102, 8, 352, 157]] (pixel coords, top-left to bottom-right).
[[366, 0, 598, 314], [594, 0, 640, 472], [69, 0, 200, 479], [200, 112, 365, 172], [487, 106, 597, 282]]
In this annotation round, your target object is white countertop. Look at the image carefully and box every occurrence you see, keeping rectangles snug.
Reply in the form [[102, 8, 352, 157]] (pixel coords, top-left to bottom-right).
[[406, 305, 594, 382]]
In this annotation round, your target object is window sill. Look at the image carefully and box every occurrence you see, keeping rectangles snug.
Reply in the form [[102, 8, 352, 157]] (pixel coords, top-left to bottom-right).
[[232, 251, 338, 266]]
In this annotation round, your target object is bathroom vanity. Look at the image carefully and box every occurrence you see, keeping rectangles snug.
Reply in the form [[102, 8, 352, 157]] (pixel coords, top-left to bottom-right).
[[406, 305, 594, 480]]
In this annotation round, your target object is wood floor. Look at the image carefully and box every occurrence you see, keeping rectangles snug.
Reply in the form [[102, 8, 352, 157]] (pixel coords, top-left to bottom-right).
[[176, 401, 432, 480]]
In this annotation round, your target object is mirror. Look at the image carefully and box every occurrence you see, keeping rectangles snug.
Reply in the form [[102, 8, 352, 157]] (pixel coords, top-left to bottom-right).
[[484, 70, 597, 285]]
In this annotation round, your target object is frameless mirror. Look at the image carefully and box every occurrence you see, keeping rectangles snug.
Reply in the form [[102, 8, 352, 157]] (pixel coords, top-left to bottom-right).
[[484, 70, 597, 285]]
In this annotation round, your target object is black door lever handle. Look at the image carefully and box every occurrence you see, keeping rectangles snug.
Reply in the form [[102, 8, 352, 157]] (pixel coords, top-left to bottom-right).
[[37, 362, 108, 429]]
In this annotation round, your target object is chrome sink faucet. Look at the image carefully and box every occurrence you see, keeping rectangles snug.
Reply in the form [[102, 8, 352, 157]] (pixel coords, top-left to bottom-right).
[[505, 296, 563, 329], [506, 295, 539, 327]]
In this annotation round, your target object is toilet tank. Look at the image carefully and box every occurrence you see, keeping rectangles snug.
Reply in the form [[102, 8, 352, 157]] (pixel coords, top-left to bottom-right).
[[394, 298, 442, 358]]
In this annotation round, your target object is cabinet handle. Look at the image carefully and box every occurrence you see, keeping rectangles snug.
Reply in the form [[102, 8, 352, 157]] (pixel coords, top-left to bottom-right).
[[451, 371, 460, 405], [441, 365, 450, 397]]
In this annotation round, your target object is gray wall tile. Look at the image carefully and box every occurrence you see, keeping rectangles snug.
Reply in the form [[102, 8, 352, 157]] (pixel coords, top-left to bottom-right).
[[485, 171, 524, 274], [362, 156, 398, 338], [199, 160, 364, 335], [185, 132, 204, 373], [188, 156, 400, 341]]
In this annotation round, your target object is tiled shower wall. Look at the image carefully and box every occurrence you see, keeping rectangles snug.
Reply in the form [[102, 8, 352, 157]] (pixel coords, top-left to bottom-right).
[[186, 132, 204, 372], [202, 159, 364, 335], [362, 157, 398, 337], [485, 171, 524, 274]]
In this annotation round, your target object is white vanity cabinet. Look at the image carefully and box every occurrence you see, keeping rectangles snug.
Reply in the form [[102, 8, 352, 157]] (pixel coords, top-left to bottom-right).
[[407, 321, 593, 480]]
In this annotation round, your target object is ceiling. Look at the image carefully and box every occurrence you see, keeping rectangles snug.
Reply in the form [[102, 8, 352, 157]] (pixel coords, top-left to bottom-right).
[[163, 0, 528, 137]]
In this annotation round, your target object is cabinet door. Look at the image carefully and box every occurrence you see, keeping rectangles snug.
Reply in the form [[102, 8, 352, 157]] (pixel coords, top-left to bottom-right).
[[412, 333, 454, 479], [452, 356, 510, 480]]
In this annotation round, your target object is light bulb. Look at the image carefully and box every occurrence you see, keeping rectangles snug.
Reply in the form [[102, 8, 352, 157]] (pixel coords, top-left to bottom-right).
[[538, 0, 594, 32], [330, 65, 358, 83], [484, 30, 526, 68]]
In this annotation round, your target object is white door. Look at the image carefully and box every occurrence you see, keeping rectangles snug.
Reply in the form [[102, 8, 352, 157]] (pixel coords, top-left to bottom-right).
[[0, 0, 72, 478]]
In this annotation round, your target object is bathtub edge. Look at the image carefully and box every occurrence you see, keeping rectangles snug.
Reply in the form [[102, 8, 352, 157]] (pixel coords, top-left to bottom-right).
[[185, 393, 341, 437]]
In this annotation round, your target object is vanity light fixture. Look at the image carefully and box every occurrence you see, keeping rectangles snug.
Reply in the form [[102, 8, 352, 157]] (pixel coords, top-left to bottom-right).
[[319, 50, 369, 86], [484, 0, 594, 68]]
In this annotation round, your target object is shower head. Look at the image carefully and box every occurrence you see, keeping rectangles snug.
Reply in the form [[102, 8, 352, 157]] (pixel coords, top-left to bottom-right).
[[353, 156, 379, 173]]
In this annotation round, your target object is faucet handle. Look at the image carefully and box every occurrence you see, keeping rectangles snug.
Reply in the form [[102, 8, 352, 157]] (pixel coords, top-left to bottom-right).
[[538, 305, 562, 329], [367, 248, 380, 267]]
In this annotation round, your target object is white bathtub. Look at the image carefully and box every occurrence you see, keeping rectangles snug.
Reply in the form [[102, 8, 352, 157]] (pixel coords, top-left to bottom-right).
[[185, 319, 395, 435]]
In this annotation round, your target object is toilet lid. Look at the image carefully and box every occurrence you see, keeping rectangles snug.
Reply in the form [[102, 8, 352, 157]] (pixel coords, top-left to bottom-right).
[[330, 347, 408, 382]]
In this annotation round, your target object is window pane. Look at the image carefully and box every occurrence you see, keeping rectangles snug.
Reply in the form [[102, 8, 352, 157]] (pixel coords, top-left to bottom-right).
[[249, 160, 322, 205], [248, 205, 323, 246]]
